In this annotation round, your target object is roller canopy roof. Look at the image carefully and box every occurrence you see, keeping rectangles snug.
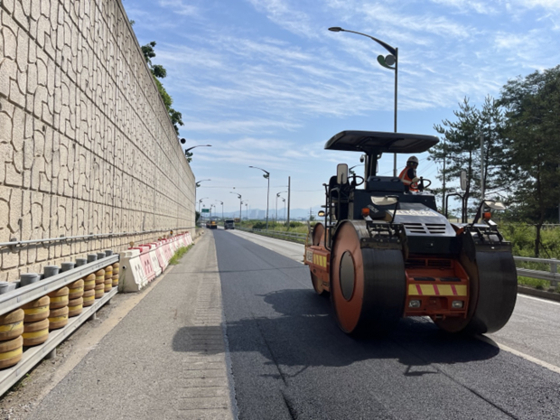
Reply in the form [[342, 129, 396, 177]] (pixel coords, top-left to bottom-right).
[[325, 131, 439, 154]]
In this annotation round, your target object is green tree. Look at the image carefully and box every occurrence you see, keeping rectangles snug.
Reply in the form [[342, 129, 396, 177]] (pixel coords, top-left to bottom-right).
[[478, 96, 509, 197], [498, 65, 560, 256], [141, 41, 184, 134], [430, 98, 480, 219], [430, 97, 507, 219]]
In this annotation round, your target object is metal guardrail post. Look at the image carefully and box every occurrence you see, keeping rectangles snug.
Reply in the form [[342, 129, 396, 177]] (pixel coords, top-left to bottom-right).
[[551, 259, 558, 288]]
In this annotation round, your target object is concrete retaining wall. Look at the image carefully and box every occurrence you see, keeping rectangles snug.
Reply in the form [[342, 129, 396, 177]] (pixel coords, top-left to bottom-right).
[[0, 0, 195, 281]]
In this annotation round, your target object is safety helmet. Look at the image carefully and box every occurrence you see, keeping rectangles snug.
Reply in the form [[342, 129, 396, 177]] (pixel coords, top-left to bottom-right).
[[407, 156, 419, 165]]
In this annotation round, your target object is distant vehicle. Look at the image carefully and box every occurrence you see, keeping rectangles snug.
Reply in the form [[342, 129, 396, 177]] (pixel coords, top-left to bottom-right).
[[224, 219, 235, 230], [206, 219, 218, 229]]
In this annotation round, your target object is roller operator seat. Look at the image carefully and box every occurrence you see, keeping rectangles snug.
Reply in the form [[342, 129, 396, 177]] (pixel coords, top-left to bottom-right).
[[366, 176, 405, 193]]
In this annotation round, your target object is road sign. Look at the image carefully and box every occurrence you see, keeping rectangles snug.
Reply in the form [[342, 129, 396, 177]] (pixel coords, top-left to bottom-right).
[[201, 208, 210, 213]]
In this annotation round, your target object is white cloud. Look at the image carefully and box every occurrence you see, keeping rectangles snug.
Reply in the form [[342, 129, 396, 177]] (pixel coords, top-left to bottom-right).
[[158, 0, 200, 16], [429, 0, 499, 14], [516, 0, 560, 11], [245, 0, 319, 38], [183, 119, 302, 135]]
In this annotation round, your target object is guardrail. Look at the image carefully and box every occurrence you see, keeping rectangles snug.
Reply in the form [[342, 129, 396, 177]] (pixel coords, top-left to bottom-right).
[[236, 227, 307, 243], [0, 226, 197, 249], [0, 254, 119, 396], [514, 256, 559, 288], [236, 229, 559, 290]]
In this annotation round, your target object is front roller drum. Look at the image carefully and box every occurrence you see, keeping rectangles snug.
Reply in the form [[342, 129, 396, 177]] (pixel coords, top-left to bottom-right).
[[310, 223, 327, 295], [330, 221, 406, 336], [435, 237, 518, 334]]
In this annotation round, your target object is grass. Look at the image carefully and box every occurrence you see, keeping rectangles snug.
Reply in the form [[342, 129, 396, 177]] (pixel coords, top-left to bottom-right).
[[168, 245, 193, 265], [517, 276, 550, 290], [498, 223, 560, 291], [238, 219, 560, 291]]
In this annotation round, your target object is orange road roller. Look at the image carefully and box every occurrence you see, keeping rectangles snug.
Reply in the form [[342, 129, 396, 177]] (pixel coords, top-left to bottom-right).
[[304, 131, 517, 336]]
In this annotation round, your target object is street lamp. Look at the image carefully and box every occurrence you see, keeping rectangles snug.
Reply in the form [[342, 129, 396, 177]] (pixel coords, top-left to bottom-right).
[[276, 191, 287, 221], [329, 26, 399, 176], [196, 179, 211, 188], [249, 166, 270, 229], [184, 144, 212, 162], [282, 198, 286, 221], [198, 197, 209, 212], [230, 192, 242, 220], [245, 202, 249, 220], [185, 144, 212, 154], [216, 200, 224, 221]]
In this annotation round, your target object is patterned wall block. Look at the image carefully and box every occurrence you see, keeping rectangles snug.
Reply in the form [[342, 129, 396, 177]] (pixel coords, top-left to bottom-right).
[[1, 0, 195, 279]]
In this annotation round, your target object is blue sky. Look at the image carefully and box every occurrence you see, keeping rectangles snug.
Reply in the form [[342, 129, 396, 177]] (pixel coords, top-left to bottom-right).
[[124, 0, 560, 217]]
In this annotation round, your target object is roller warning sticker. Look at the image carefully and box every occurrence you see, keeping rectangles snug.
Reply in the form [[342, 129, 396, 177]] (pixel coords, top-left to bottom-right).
[[408, 284, 467, 296], [312, 253, 327, 268]]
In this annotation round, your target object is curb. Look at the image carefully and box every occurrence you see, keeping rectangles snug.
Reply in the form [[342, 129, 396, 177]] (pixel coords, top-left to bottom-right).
[[517, 285, 560, 303]]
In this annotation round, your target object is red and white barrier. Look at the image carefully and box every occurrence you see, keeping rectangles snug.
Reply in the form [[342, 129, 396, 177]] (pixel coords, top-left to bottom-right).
[[119, 232, 194, 292]]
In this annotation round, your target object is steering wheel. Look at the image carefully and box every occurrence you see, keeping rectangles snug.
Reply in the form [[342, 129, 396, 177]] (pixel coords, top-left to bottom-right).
[[352, 175, 365, 186], [419, 178, 432, 191]]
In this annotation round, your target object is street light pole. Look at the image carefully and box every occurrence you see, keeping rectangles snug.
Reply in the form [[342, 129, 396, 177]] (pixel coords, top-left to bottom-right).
[[230, 192, 242, 220], [196, 179, 211, 188], [182, 143, 212, 162], [198, 197, 209, 213], [216, 200, 224, 221], [276, 191, 287, 221], [329, 27, 399, 176], [249, 166, 270, 229]]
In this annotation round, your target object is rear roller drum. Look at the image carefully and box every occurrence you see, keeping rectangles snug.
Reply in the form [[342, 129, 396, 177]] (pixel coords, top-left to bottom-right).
[[310, 223, 327, 295], [330, 221, 406, 336]]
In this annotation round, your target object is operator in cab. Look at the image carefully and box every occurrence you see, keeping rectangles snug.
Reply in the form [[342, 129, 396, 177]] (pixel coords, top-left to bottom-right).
[[399, 156, 420, 192]]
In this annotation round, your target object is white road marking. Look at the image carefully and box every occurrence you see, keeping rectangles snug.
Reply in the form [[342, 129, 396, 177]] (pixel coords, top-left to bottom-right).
[[517, 293, 560, 306], [478, 335, 560, 374]]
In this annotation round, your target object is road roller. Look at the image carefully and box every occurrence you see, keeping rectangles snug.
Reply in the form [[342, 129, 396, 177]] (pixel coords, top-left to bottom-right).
[[304, 131, 517, 336]]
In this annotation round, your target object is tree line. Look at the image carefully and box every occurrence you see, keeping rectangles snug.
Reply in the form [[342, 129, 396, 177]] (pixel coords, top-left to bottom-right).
[[428, 65, 560, 256]]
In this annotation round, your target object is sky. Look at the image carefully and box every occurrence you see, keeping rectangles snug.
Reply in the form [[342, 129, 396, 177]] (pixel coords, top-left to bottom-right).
[[124, 0, 560, 218]]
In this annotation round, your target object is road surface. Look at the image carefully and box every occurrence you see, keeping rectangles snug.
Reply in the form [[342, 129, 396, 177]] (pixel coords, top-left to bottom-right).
[[218, 229, 560, 419]]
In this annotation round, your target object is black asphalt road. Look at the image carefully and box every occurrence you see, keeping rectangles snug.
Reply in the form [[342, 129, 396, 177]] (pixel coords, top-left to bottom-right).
[[214, 230, 560, 420]]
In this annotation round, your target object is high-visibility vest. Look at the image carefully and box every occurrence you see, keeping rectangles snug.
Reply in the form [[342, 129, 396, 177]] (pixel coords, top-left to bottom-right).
[[399, 166, 418, 192]]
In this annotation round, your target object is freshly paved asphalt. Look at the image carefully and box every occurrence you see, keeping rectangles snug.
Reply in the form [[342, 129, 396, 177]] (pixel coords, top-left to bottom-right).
[[215, 229, 560, 420], [22, 228, 560, 420]]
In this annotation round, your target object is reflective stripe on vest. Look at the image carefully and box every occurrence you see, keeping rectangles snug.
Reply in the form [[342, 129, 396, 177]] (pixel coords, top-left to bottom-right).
[[399, 167, 418, 191]]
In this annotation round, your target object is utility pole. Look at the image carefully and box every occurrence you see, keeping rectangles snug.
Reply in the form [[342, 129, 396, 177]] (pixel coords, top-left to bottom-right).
[[442, 140, 446, 217], [480, 133, 484, 200], [287, 176, 291, 226]]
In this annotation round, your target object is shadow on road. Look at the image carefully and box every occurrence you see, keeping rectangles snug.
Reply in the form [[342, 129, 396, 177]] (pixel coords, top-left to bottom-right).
[[171, 288, 500, 377]]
